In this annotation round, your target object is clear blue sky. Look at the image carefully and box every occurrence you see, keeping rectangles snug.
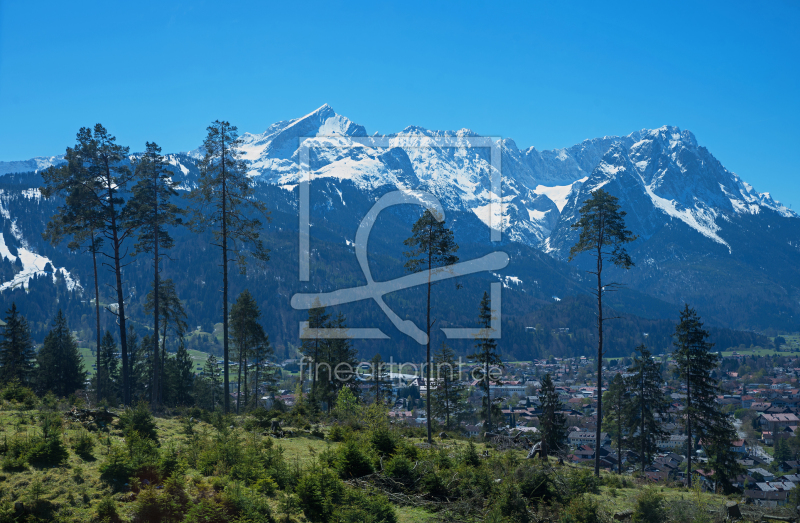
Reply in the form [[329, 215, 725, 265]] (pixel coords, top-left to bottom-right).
[[1, 1, 798, 208]]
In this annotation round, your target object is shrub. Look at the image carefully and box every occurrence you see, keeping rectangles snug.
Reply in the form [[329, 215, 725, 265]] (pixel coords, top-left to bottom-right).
[[632, 488, 667, 523], [72, 430, 95, 459], [461, 440, 481, 467], [566, 468, 600, 495], [99, 444, 133, 485], [328, 424, 346, 442], [384, 455, 416, 486], [95, 495, 121, 523], [118, 401, 158, 442], [516, 465, 559, 503], [336, 440, 374, 479], [369, 427, 397, 457], [559, 495, 601, 523], [27, 435, 69, 467], [183, 498, 228, 523], [0, 379, 37, 408], [335, 488, 397, 523], [494, 483, 531, 523]]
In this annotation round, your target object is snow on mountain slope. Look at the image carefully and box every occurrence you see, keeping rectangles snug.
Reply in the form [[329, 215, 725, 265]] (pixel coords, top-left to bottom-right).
[[1, 107, 795, 256], [0, 155, 65, 175], [0, 189, 80, 291]]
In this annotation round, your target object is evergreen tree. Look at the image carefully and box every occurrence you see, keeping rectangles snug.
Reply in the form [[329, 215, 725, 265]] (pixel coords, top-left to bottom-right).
[[298, 304, 330, 407], [370, 353, 391, 404], [404, 208, 459, 444], [145, 278, 187, 404], [249, 332, 276, 410], [202, 354, 222, 410], [127, 141, 184, 407], [323, 313, 359, 411], [569, 188, 637, 476], [188, 120, 270, 414], [468, 292, 502, 432], [430, 342, 468, 430], [230, 289, 266, 413], [172, 338, 194, 406], [625, 344, 668, 473], [35, 309, 85, 397], [673, 304, 730, 488], [96, 330, 120, 403], [0, 303, 35, 386], [41, 152, 105, 401], [706, 421, 744, 494], [602, 373, 627, 473], [539, 373, 567, 458], [131, 332, 152, 403]]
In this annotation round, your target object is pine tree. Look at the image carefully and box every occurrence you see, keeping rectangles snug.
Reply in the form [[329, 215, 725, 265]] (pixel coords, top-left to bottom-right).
[[127, 141, 184, 407], [298, 304, 330, 407], [430, 342, 467, 430], [602, 373, 627, 473], [35, 309, 85, 397], [0, 303, 35, 386], [96, 330, 120, 403], [41, 151, 105, 401], [145, 278, 187, 404], [370, 353, 391, 404], [131, 332, 152, 403], [188, 120, 270, 414], [569, 188, 637, 476], [202, 354, 222, 410], [172, 338, 194, 406], [249, 332, 276, 410], [539, 373, 567, 458], [673, 304, 730, 488], [625, 344, 668, 473], [468, 292, 503, 432], [230, 289, 266, 413], [404, 208, 459, 444], [323, 313, 359, 411]]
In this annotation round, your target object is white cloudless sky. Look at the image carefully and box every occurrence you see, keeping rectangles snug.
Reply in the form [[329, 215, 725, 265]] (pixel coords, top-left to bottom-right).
[[0, 0, 798, 207]]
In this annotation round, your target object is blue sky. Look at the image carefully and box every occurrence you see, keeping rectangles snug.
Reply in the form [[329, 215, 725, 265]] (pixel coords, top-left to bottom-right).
[[1, 1, 798, 208]]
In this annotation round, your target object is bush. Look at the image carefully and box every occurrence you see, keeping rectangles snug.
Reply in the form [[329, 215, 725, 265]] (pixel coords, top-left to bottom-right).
[[26, 435, 69, 467], [183, 498, 228, 523], [559, 495, 601, 523], [516, 465, 559, 503], [328, 424, 347, 442], [461, 440, 481, 467], [118, 401, 158, 441], [335, 487, 397, 523], [0, 379, 37, 408], [369, 427, 397, 457], [493, 483, 530, 523], [336, 440, 374, 479], [384, 455, 416, 486], [566, 468, 600, 495], [632, 488, 667, 523], [95, 495, 121, 523], [72, 430, 95, 459], [99, 444, 132, 485]]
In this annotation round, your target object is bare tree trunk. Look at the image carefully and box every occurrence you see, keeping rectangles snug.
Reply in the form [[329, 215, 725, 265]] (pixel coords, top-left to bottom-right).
[[595, 240, 603, 477], [92, 233, 102, 402]]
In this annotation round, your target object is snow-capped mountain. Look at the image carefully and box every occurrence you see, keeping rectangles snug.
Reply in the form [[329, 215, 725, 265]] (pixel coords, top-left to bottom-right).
[[1, 104, 798, 332]]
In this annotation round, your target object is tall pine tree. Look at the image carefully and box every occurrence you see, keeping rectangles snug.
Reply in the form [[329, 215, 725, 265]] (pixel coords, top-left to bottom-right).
[[468, 292, 502, 433], [35, 310, 85, 397], [569, 188, 637, 476], [188, 120, 270, 414], [430, 342, 467, 430], [96, 330, 120, 403], [230, 289, 266, 413], [625, 344, 668, 473], [674, 305, 729, 488], [404, 208, 459, 444], [127, 141, 184, 407], [602, 373, 627, 473], [539, 373, 567, 458], [0, 303, 35, 386]]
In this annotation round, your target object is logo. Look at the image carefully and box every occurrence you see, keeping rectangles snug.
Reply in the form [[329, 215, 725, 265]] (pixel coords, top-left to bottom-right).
[[291, 136, 506, 344]]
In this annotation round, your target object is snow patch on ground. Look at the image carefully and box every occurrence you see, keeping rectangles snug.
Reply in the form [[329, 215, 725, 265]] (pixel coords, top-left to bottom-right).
[[0, 233, 81, 292]]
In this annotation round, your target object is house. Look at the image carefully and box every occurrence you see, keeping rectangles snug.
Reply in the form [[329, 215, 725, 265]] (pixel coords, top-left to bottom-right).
[[742, 395, 755, 408], [759, 413, 799, 433], [730, 439, 748, 454], [743, 490, 788, 507], [748, 468, 775, 482], [658, 434, 688, 452], [568, 431, 609, 448]]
